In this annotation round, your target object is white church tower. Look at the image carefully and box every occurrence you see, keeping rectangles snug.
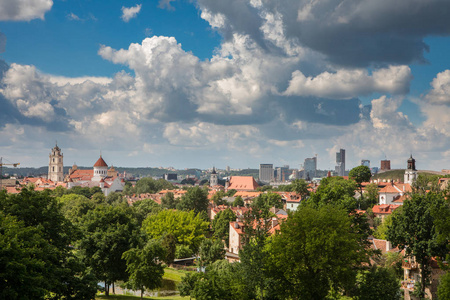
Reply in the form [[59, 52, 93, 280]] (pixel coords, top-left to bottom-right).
[[48, 143, 64, 182], [210, 167, 218, 187], [404, 155, 417, 185]]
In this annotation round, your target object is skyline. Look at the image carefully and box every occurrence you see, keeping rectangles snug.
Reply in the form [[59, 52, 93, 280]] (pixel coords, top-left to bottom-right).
[[1, 0, 450, 170]]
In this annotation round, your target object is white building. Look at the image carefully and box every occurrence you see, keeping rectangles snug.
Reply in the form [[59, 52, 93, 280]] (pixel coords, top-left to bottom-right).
[[67, 156, 125, 196], [48, 144, 64, 182]]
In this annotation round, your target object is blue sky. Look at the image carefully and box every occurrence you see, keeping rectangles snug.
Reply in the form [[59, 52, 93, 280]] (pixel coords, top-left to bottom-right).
[[1, 0, 450, 172]]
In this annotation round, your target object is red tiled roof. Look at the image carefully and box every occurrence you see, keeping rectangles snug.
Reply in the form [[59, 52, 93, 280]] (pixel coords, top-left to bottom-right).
[[372, 204, 400, 215], [93, 156, 108, 167], [227, 176, 259, 191], [69, 169, 94, 180], [234, 191, 261, 198]]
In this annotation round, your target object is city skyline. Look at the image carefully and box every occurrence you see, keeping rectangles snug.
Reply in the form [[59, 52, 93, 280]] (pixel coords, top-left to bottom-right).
[[1, 1, 450, 171]]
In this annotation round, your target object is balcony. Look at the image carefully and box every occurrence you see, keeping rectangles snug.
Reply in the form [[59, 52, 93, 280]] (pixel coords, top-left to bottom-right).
[[401, 279, 415, 291], [402, 260, 419, 269]]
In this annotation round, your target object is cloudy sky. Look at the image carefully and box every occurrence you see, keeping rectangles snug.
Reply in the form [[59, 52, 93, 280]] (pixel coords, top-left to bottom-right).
[[1, 0, 450, 171]]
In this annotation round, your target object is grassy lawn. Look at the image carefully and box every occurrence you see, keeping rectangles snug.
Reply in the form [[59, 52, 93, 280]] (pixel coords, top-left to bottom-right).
[[95, 268, 192, 299], [162, 267, 191, 282], [96, 295, 187, 300]]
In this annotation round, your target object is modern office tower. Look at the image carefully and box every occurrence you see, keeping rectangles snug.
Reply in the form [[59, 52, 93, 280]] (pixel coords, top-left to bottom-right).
[[335, 149, 345, 176], [259, 164, 274, 183], [304, 156, 317, 179], [380, 160, 391, 171], [276, 166, 289, 182], [361, 160, 370, 168]]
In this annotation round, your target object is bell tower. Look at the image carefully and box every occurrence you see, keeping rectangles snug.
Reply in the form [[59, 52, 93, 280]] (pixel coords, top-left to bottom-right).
[[48, 143, 64, 182], [404, 154, 417, 184], [210, 167, 218, 187]]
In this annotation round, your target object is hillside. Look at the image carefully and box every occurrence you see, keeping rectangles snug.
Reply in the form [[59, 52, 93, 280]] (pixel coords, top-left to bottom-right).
[[371, 169, 444, 182]]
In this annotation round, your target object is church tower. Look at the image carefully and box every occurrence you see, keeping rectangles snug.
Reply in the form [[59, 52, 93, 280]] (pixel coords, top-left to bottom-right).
[[210, 167, 218, 187], [92, 155, 108, 182], [48, 143, 64, 182], [404, 155, 417, 184]]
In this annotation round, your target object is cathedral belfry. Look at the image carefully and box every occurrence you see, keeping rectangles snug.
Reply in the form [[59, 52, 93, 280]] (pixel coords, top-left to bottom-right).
[[48, 143, 64, 182]]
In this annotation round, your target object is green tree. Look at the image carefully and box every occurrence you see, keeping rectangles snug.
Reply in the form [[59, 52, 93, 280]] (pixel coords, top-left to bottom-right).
[[226, 189, 237, 196], [59, 193, 96, 226], [143, 209, 209, 252], [0, 212, 52, 299], [363, 183, 379, 209], [135, 177, 158, 194], [232, 195, 244, 207], [132, 198, 161, 225], [253, 192, 283, 214], [291, 179, 310, 199], [197, 239, 226, 269], [160, 192, 177, 209], [177, 186, 209, 215], [212, 208, 236, 244], [52, 185, 67, 197], [373, 214, 394, 240], [161, 233, 177, 265], [438, 272, 450, 300], [0, 188, 97, 299], [352, 266, 401, 300], [349, 165, 372, 198], [413, 173, 441, 194], [79, 204, 138, 295], [387, 192, 448, 298], [106, 191, 126, 205], [180, 260, 253, 300], [122, 240, 165, 300], [266, 205, 367, 299], [211, 190, 227, 206], [175, 244, 194, 259], [68, 186, 93, 199], [307, 176, 358, 211], [91, 191, 106, 204]]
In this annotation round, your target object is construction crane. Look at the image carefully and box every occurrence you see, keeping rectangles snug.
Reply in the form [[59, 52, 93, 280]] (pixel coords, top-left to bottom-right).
[[0, 157, 20, 191]]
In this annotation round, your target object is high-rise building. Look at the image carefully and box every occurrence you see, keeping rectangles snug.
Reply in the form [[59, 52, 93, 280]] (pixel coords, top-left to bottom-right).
[[259, 164, 274, 183], [335, 149, 345, 176], [380, 160, 391, 171], [361, 160, 370, 168], [304, 156, 317, 179], [275, 166, 290, 182], [48, 144, 64, 182]]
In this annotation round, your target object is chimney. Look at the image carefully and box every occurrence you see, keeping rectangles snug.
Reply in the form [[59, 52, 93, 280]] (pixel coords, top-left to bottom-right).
[[386, 240, 391, 252]]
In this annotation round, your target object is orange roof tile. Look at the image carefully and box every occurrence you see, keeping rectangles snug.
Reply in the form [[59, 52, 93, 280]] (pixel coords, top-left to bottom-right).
[[372, 204, 400, 215], [227, 176, 259, 191], [93, 156, 108, 167]]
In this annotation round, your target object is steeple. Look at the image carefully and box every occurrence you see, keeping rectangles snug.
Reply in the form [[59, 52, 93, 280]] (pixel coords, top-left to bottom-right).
[[210, 166, 218, 187], [48, 143, 64, 182]]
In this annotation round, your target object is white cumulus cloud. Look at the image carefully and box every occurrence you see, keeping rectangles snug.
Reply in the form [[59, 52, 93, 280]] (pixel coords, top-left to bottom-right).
[[0, 0, 53, 21], [121, 4, 142, 22]]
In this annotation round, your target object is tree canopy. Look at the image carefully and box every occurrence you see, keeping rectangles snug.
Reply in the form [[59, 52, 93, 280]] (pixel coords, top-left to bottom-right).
[[143, 209, 209, 252], [265, 205, 368, 299], [387, 192, 448, 298], [176, 186, 209, 215], [122, 240, 165, 299]]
